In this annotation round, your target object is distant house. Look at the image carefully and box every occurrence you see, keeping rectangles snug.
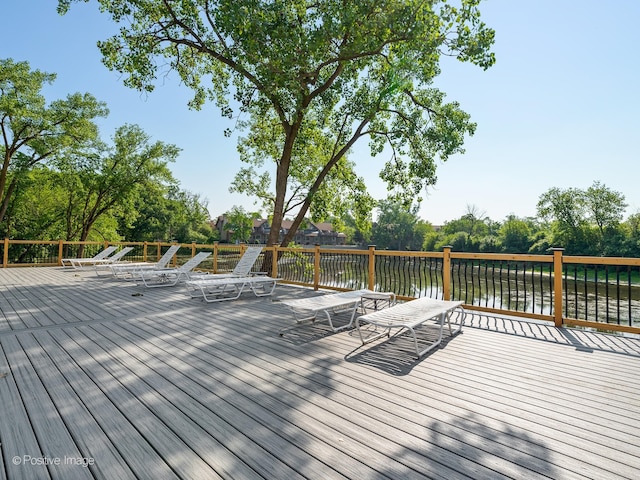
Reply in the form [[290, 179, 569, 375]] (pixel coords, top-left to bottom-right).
[[214, 216, 346, 245], [213, 215, 234, 243]]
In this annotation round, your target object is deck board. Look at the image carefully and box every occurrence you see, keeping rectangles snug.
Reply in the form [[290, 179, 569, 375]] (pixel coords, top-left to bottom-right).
[[0, 339, 49, 480], [83, 323, 315, 480], [16, 333, 136, 480], [1, 267, 640, 479], [2, 335, 91, 480], [48, 327, 220, 480]]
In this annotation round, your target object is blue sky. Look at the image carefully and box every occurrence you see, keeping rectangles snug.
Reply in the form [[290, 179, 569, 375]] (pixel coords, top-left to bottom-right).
[[2, 0, 639, 225]]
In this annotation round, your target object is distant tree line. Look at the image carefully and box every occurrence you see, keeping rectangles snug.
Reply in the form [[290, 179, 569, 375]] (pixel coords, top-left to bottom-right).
[[366, 182, 640, 257]]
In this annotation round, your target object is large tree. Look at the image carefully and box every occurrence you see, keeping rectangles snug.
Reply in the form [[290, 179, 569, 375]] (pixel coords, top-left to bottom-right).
[[537, 186, 589, 254], [584, 181, 627, 247], [498, 215, 534, 254], [59, 0, 494, 246], [60, 124, 179, 243], [0, 58, 108, 225]]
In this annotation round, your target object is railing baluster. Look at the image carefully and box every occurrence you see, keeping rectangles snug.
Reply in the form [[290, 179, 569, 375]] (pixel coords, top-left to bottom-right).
[[506, 262, 512, 310], [434, 257, 441, 299]]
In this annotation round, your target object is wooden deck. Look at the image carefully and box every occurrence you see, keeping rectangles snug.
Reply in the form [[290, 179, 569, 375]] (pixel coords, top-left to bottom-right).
[[1, 267, 639, 480]]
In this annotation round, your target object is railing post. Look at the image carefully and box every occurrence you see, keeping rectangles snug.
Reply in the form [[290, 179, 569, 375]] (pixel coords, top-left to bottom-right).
[[213, 242, 219, 273], [443, 246, 452, 300], [58, 240, 64, 266], [313, 244, 321, 291], [368, 245, 376, 291], [142, 242, 148, 262], [3, 238, 9, 268], [551, 248, 565, 328]]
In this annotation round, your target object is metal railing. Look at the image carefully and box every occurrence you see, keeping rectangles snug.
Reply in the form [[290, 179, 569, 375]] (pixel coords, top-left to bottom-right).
[[2, 239, 639, 334]]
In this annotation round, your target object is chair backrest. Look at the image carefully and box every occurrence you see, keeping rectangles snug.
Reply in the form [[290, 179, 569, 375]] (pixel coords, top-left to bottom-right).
[[177, 251, 212, 272], [231, 246, 263, 276], [106, 246, 134, 262], [156, 245, 182, 268], [93, 245, 118, 260]]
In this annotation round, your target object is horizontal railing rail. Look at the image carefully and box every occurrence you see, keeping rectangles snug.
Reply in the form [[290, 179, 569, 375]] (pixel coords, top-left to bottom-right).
[[2, 239, 639, 334]]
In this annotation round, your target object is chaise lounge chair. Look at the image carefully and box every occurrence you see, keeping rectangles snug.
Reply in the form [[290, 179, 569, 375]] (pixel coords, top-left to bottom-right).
[[109, 244, 182, 279], [278, 289, 396, 335], [136, 251, 211, 288], [61, 245, 118, 269], [355, 297, 466, 358], [92, 246, 135, 275], [184, 275, 279, 302], [209, 246, 265, 279]]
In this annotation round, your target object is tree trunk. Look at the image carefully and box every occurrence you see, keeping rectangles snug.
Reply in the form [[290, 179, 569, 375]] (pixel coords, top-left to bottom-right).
[[0, 177, 18, 225], [266, 122, 302, 248]]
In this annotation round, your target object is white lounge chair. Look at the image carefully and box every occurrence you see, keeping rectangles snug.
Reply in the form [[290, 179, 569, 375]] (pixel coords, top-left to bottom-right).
[[61, 245, 118, 269], [92, 246, 135, 275], [184, 275, 279, 302], [355, 297, 466, 357], [278, 289, 396, 335], [209, 246, 264, 278], [109, 245, 182, 279], [136, 251, 211, 288]]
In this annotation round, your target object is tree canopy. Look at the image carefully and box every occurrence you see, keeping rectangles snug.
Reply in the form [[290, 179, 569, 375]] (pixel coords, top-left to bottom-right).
[[0, 58, 108, 225], [537, 181, 627, 255], [58, 0, 495, 246], [61, 123, 180, 242]]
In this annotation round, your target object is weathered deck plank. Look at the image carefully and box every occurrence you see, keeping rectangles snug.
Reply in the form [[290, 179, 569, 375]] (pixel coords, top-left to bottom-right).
[[15, 333, 138, 480], [1, 267, 639, 479], [0, 339, 49, 480], [94, 322, 365, 480], [1, 335, 91, 480], [48, 326, 223, 480]]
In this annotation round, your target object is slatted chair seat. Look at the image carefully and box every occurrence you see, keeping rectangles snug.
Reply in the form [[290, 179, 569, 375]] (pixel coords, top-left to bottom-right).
[[110, 245, 182, 279], [279, 289, 395, 335], [207, 246, 265, 279], [184, 275, 279, 302], [61, 245, 118, 269], [356, 297, 466, 357], [91, 247, 135, 275], [136, 251, 211, 288]]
